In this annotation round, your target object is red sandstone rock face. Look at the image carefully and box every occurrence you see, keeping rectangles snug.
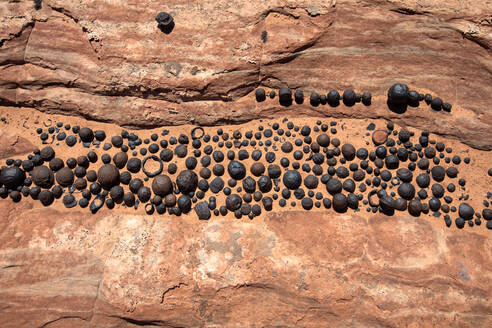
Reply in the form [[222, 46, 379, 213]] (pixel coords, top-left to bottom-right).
[[0, 130, 35, 159], [0, 0, 491, 149], [1, 204, 491, 328]]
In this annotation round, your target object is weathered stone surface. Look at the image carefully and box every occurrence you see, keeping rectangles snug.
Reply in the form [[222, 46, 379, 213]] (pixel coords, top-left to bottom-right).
[[0, 130, 35, 159], [0, 0, 491, 149], [0, 203, 491, 327]]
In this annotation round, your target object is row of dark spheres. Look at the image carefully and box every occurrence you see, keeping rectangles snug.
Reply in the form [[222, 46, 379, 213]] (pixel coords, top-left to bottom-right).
[[256, 83, 453, 113], [1, 120, 491, 229], [255, 88, 372, 107], [387, 83, 452, 112]]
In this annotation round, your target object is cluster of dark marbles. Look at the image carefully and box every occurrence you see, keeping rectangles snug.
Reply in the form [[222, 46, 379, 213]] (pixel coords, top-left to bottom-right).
[[255, 83, 453, 115], [1, 117, 491, 230], [255, 87, 372, 107]]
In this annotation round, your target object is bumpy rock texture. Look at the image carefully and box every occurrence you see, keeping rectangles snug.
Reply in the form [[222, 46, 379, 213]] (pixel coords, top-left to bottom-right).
[[1, 1, 492, 327], [1, 0, 492, 149]]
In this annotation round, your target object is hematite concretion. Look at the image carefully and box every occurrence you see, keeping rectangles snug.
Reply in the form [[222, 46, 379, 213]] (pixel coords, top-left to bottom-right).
[[398, 183, 415, 200], [228, 161, 246, 180], [177, 195, 192, 213], [40, 146, 55, 161], [255, 88, 266, 102], [317, 134, 330, 147], [332, 193, 348, 213], [226, 194, 242, 211], [127, 158, 141, 173], [458, 203, 474, 220], [431, 165, 445, 182], [195, 201, 211, 220], [282, 170, 301, 190], [155, 12, 174, 29], [176, 170, 198, 193], [408, 199, 422, 216], [294, 90, 304, 104], [0, 167, 26, 189], [362, 92, 372, 106], [55, 167, 74, 187], [31, 165, 54, 189], [327, 90, 340, 106], [79, 127, 94, 142], [113, 152, 128, 169], [278, 88, 292, 104], [97, 164, 120, 189], [482, 209, 492, 220], [387, 83, 409, 105], [342, 89, 356, 106], [341, 144, 356, 161], [152, 175, 173, 196], [38, 190, 54, 206]]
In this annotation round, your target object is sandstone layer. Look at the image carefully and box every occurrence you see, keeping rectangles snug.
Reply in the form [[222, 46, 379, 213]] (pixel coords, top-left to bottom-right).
[[1, 1, 492, 327], [1, 0, 492, 149]]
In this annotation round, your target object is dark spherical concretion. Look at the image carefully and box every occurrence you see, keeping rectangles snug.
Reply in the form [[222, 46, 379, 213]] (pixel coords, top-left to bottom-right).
[[327, 90, 340, 106], [387, 83, 409, 105], [332, 193, 348, 213], [228, 161, 246, 180], [48, 158, 64, 172], [111, 136, 123, 148], [31, 165, 54, 189], [38, 190, 54, 206], [455, 218, 465, 229], [255, 88, 266, 102], [416, 173, 430, 188], [431, 166, 446, 182], [304, 174, 318, 189], [446, 167, 458, 178], [262, 197, 273, 211], [226, 194, 242, 211], [113, 152, 128, 169], [267, 164, 281, 179], [123, 193, 135, 207], [127, 158, 141, 173], [302, 198, 313, 210], [342, 144, 356, 161], [294, 90, 304, 104], [110, 185, 124, 202], [258, 176, 272, 193], [177, 195, 192, 213], [0, 166, 26, 189], [347, 193, 359, 209], [362, 92, 372, 106], [278, 88, 292, 105], [397, 183, 415, 200], [428, 197, 441, 212], [151, 174, 172, 197], [176, 170, 198, 193], [79, 127, 94, 142], [431, 97, 443, 111], [458, 203, 474, 220], [160, 149, 173, 162], [482, 209, 492, 220], [396, 168, 413, 183], [156, 11, 174, 30], [210, 177, 224, 193], [310, 92, 320, 106], [97, 164, 120, 189], [55, 167, 74, 187], [326, 178, 342, 195], [195, 202, 211, 220], [63, 194, 77, 208], [283, 170, 302, 190], [342, 89, 356, 106], [281, 142, 293, 153], [242, 176, 256, 193], [40, 146, 55, 161], [250, 162, 265, 177], [408, 199, 422, 216], [317, 134, 330, 147]]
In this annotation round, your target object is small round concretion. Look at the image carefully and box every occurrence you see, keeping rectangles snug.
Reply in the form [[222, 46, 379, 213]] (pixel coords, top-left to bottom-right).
[[362, 92, 372, 105], [482, 209, 492, 220], [56, 167, 74, 187], [38, 190, 54, 206], [97, 164, 120, 189], [152, 175, 173, 196], [142, 155, 163, 177], [31, 165, 54, 189], [156, 12, 173, 26], [431, 166, 446, 182], [113, 152, 128, 169], [63, 194, 77, 208], [40, 146, 55, 161], [228, 161, 246, 180], [387, 83, 409, 105], [283, 170, 301, 190], [226, 194, 242, 211], [195, 202, 211, 220], [317, 134, 330, 147], [250, 162, 265, 177], [294, 90, 304, 104], [458, 203, 474, 220], [431, 97, 443, 111], [79, 127, 94, 142], [326, 178, 342, 195], [176, 170, 198, 193], [342, 144, 356, 160], [372, 130, 388, 145], [408, 199, 422, 216], [332, 193, 348, 213], [397, 183, 415, 200], [0, 166, 26, 189], [255, 88, 266, 102], [127, 158, 142, 173], [342, 89, 356, 106], [278, 88, 292, 104]]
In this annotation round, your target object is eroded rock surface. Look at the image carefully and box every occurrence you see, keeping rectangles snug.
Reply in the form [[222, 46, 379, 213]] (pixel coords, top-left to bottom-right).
[[1, 203, 491, 328], [1, 0, 491, 149]]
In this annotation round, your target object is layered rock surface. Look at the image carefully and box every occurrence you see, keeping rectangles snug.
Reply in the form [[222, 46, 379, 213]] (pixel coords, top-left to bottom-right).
[[1, 1, 492, 327], [1, 0, 492, 148]]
